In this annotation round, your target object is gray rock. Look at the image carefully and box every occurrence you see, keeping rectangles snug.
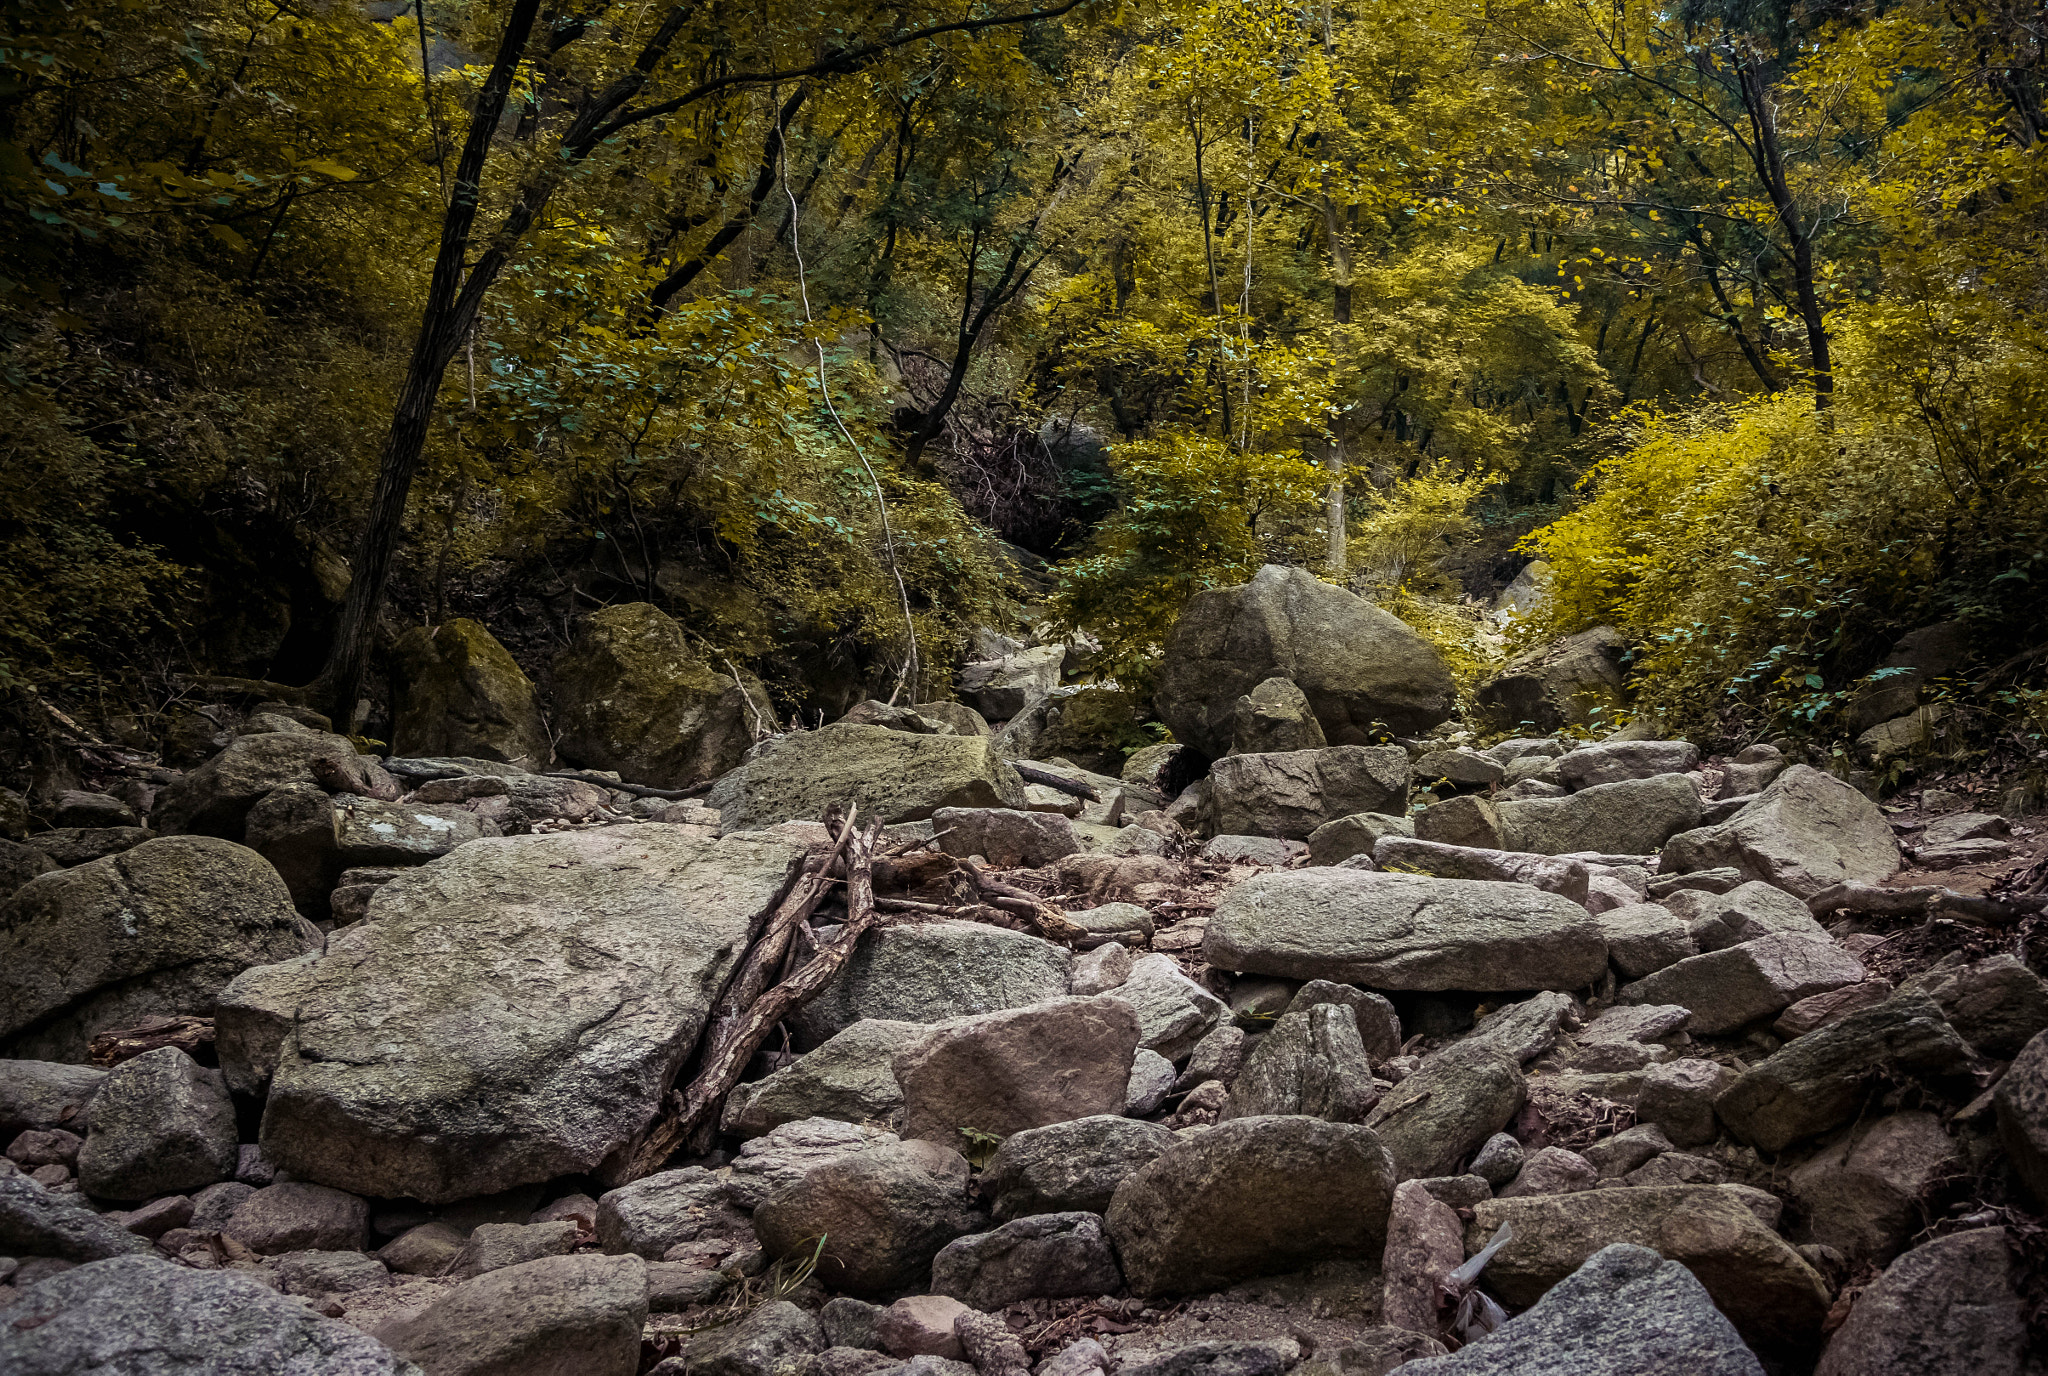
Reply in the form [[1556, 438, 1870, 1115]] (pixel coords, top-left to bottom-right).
[[0, 1254, 419, 1374], [227, 829, 801, 1203], [1109, 954, 1229, 1061], [1787, 1111, 1958, 1265], [1105, 1115, 1398, 1296], [1995, 1028, 2048, 1204], [1068, 902, 1156, 947], [1175, 1025, 1248, 1092], [273, 1248, 393, 1299], [1842, 622, 1969, 735], [1556, 741, 1702, 791], [959, 644, 1065, 719], [1468, 1133, 1523, 1187], [332, 796, 489, 866], [1371, 836, 1589, 903], [0, 836, 59, 900], [1900, 954, 2048, 1057], [1473, 627, 1628, 734], [390, 618, 552, 769], [676, 1299, 827, 1376], [1208, 747, 1412, 841], [1230, 677, 1327, 755], [1469, 1188, 1830, 1354], [1071, 942, 1134, 996], [930, 1212, 1121, 1308], [0, 836, 316, 1062], [1282, 982, 1402, 1063], [982, 1115, 1178, 1221], [445, 1220, 578, 1278], [594, 1166, 751, 1261], [1592, 903, 1696, 980], [244, 782, 343, 913], [788, 921, 1072, 1050], [710, 724, 1029, 830], [1635, 1059, 1738, 1148], [874, 1294, 970, 1358], [1498, 1146, 1598, 1198], [1813, 1226, 2032, 1376], [1495, 774, 1702, 858], [0, 1174, 154, 1261], [378, 1221, 466, 1276], [1664, 880, 1829, 952], [1228, 1005, 1377, 1122], [751, 1137, 982, 1296], [1619, 931, 1867, 1034], [1118, 1342, 1301, 1376], [1201, 835, 1306, 867], [934, 807, 1079, 868], [189, 1179, 256, 1230], [1717, 994, 1975, 1152], [1563, 1004, 1690, 1072], [1648, 867, 1746, 898], [1414, 749, 1508, 789], [1206, 869, 1608, 992], [1126, 1050, 1176, 1116], [895, 996, 1140, 1151], [1660, 765, 1900, 899], [1365, 1042, 1524, 1181], [1582, 1124, 1674, 1178], [1306, 813, 1412, 866], [1390, 1243, 1764, 1375], [1154, 564, 1456, 755], [726, 1118, 899, 1210], [153, 731, 385, 837], [725, 1020, 930, 1137], [223, 1181, 369, 1255], [0, 1062, 104, 1140], [821, 1297, 884, 1351], [75, 1048, 237, 1202], [1380, 1177, 1464, 1334], [377, 1253, 647, 1376], [1465, 992, 1576, 1063]]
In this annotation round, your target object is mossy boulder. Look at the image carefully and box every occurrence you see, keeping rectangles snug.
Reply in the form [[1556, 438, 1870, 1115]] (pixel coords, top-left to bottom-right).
[[551, 603, 766, 789], [392, 619, 551, 768]]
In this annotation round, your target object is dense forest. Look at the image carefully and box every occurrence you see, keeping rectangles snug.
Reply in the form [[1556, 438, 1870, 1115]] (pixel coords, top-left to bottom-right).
[[3, 0, 2045, 775]]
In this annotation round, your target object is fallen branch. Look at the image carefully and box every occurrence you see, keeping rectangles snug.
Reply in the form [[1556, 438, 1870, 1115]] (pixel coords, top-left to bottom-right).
[[628, 815, 884, 1178], [1012, 763, 1099, 801], [1807, 881, 2048, 926], [89, 1014, 213, 1067], [962, 857, 1090, 945], [545, 769, 706, 800]]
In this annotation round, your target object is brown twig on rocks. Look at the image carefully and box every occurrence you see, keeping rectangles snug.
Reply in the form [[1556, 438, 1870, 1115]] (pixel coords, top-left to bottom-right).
[[628, 815, 884, 1178], [543, 769, 704, 800], [88, 1014, 214, 1067], [960, 857, 1089, 945], [1011, 763, 1099, 801], [1807, 881, 2047, 926]]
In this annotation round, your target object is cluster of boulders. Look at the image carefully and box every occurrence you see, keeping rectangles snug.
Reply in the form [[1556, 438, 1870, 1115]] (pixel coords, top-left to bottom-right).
[[1, 566, 2042, 1376]]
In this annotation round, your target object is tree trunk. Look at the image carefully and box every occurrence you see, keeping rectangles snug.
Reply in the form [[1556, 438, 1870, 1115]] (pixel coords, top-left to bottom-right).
[[1739, 60, 1830, 407]]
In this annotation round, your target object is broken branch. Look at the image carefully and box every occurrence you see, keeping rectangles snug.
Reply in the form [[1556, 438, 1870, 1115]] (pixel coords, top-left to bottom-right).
[[1011, 763, 1099, 801]]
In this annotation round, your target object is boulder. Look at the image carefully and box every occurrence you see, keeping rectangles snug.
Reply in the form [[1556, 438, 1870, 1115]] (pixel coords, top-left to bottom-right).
[[1104, 1115, 1398, 1296], [222, 1181, 370, 1254], [1206, 869, 1608, 992], [1207, 746, 1410, 840], [1472, 626, 1628, 733], [244, 782, 343, 913], [1773, 981, 1892, 1039], [959, 645, 1065, 719], [1564, 1003, 1690, 1073], [1994, 1028, 2048, 1203], [1108, 954, 1228, 1060], [1660, 766, 1900, 899], [1665, 880, 1828, 952], [1379, 1179, 1464, 1335], [391, 618, 552, 768], [1900, 954, 2048, 1057], [1201, 835, 1302, 866], [1717, 994, 1975, 1153], [725, 1118, 899, 1209], [0, 836, 316, 1062], [981, 1116, 1178, 1221], [725, 1020, 930, 1137], [1593, 903, 1696, 980], [75, 1048, 237, 1202], [447, 1220, 579, 1279], [228, 829, 801, 1202], [593, 1166, 751, 1261], [1154, 564, 1456, 754], [1813, 1226, 2032, 1376], [1787, 1112, 1958, 1265], [931, 1212, 1122, 1309], [0, 1173, 155, 1261], [710, 724, 1030, 830], [1635, 1059, 1738, 1147], [21, 826, 152, 868], [1619, 931, 1867, 1034], [1227, 1004, 1378, 1122], [933, 807, 1079, 868], [1842, 622, 1970, 736], [551, 602, 764, 788], [1498, 1146, 1598, 1198], [1390, 1243, 1766, 1376], [1372, 836, 1589, 903], [0, 1254, 418, 1375], [1176, 1024, 1248, 1091], [875, 1295, 971, 1359], [153, 730, 382, 837], [1413, 749, 1507, 790], [1306, 812, 1411, 866], [377, 1253, 648, 1376], [1282, 982, 1403, 1063], [895, 996, 1141, 1151], [1464, 991, 1576, 1064], [1495, 775, 1702, 857], [1229, 677, 1327, 755], [1469, 1133, 1524, 1186], [0, 1061, 105, 1139], [751, 1137, 982, 1296], [787, 921, 1072, 1050], [1364, 1042, 1525, 1180], [674, 1299, 826, 1376], [0, 836, 58, 899], [1555, 740, 1701, 791], [1469, 1187, 1831, 1353], [916, 702, 993, 737]]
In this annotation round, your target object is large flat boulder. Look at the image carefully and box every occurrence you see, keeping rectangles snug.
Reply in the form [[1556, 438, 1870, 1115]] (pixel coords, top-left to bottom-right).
[[1619, 931, 1867, 1034], [1205, 869, 1608, 991], [376, 1253, 647, 1376], [0, 1254, 418, 1374], [1104, 1115, 1397, 1296], [710, 724, 1030, 830], [1154, 564, 1455, 754], [0, 836, 316, 1062], [223, 829, 801, 1203], [724, 1019, 930, 1137], [1469, 1187, 1831, 1353], [551, 602, 764, 788], [894, 996, 1140, 1152], [1814, 1227, 2032, 1376], [785, 921, 1071, 1050], [1496, 774, 1702, 857], [1207, 746, 1410, 840], [1660, 766, 1899, 898], [391, 618, 552, 768]]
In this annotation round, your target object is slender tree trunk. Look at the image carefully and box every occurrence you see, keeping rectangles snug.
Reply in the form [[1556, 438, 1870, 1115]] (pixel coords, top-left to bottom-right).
[[1739, 60, 1830, 407], [1320, 196, 1352, 575]]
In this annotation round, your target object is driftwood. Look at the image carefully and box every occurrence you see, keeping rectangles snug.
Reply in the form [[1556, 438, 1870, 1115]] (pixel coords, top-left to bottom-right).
[[89, 1014, 214, 1067], [544, 769, 707, 801], [628, 815, 883, 1178], [1012, 764, 1100, 801], [960, 857, 1090, 945], [1807, 881, 2048, 926]]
